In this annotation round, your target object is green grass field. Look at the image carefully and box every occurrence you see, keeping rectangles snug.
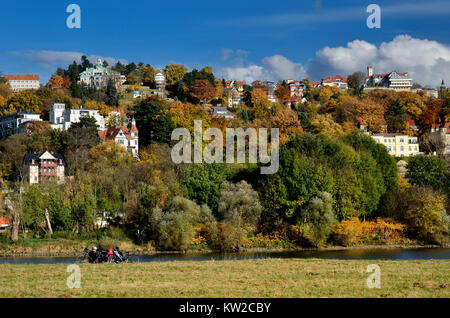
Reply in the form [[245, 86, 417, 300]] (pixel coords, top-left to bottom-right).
[[0, 259, 448, 298]]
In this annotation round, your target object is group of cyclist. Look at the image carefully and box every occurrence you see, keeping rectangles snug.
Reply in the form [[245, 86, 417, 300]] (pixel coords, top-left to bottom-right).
[[87, 246, 125, 263]]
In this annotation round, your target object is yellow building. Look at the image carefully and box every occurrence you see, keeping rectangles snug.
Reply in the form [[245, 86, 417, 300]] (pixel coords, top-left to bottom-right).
[[372, 133, 420, 157]]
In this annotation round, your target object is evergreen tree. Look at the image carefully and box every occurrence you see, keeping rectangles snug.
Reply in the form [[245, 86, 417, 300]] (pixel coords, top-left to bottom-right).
[[106, 78, 119, 106]]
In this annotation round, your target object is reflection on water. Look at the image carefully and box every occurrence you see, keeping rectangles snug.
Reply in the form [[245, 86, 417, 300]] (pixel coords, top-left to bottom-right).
[[0, 247, 449, 265]]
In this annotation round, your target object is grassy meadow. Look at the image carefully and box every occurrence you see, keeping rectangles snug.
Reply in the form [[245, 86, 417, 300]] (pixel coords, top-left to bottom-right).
[[0, 258, 449, 298]]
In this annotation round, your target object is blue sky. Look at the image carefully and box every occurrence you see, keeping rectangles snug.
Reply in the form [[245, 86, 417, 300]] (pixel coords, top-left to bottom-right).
[[1, 0, 450, 86]]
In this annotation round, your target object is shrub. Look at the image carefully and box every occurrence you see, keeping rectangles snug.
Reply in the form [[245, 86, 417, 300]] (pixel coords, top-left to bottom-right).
[[360, 218, 406, 243], [334, 217, 363, 246], [98, 236, 121, 250], [214, 181, 262, 251], [149, 196, 216, 250], [334, 217, 407, 246]]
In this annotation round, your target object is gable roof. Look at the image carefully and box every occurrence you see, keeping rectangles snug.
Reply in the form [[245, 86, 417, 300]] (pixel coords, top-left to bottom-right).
[[99, 126, 132, 142], [24, 152, 64, 164]]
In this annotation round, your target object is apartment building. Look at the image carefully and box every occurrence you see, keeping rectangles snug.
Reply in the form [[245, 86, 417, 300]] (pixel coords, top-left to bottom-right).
[[365, 66, 412, 91], [372, 133, 420, 157], [0, 112, 42, 139], [321, 75, 348, 90], [4, 74, 40, 92], [49, 103, 105, 130]]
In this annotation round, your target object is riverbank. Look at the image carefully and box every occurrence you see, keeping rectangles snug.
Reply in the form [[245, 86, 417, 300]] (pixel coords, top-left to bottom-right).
[[0, 259, 448, 297], [0, 239, 448, 257]]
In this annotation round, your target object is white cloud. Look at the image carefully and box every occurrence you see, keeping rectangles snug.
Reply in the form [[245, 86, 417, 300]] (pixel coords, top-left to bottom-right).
[[9, 50, 127, 69], [221, 54, 307, 83], [308, 35, 450, 87]]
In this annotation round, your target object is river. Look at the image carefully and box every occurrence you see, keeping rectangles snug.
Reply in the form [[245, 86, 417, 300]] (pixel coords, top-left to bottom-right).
[[0, 247, 449, 264]]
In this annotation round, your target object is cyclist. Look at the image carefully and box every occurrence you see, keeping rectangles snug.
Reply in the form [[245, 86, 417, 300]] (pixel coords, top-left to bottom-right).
[[88, 246, 98, 263], [107, 249, 114, 262]]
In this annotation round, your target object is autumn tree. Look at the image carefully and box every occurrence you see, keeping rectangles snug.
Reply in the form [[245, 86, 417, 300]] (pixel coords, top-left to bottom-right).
[[190, 79, 216, 104], [140, 65, 156, 87], [275, 84, 290, 102], [1, 91, 42, 116], [47, 74, 64, 89], [248, 88, 271, 120], [165, 64, 188, 86]]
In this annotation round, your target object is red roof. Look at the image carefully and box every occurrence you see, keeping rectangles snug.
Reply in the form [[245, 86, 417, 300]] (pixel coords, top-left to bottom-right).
[[322, 75, 347, 83], [0, 217, 12, 226], [4, 74, 40, 81], [98, 126, 132, 141], [130, 123, 138, 133], [431, 123, 450, 133], [311, 81, 320, 87]]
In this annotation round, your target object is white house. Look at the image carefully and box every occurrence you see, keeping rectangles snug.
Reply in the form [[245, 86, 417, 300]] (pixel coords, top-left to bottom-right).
[[98, 118, 139, 157], [49, 103, 105, 130]]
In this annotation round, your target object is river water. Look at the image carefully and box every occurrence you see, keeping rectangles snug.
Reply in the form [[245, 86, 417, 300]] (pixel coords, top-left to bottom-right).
[[0, 247, 449, 264]]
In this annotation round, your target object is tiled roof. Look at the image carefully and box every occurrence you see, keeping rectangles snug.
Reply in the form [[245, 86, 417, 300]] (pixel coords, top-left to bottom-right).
[[4, 74, 40, 81], [431, 123, 450, 133], [322, 75, 347, 83], [99, 126, 133, 141]]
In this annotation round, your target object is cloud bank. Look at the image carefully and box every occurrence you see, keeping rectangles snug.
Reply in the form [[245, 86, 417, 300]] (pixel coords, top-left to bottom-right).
[[220, 35, 450, 87], [308, 35, 450, 87]]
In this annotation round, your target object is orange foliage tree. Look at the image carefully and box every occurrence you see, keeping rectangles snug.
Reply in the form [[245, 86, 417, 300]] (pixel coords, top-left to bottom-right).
[[190, 79, 216, 104]]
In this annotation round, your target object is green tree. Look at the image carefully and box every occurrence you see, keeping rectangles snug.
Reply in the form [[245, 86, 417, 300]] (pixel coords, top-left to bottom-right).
[[406, 155, 450, 195], [132, 97, 165, 146], [106, 78, 119, 106], [183, 163, 228, 213], [347, 71, 366, 93], [22, 185, 47, 233]]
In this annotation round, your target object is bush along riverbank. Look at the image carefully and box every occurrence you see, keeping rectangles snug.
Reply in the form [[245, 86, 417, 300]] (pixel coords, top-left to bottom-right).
[[0, 218, 447, 257]]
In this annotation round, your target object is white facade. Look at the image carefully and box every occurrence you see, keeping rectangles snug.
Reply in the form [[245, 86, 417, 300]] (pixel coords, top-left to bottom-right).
[[0, 112, 42, 139], [155, 72, 166, 90], [372, 133, 420, 157], [49, 103, 105, 130]]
